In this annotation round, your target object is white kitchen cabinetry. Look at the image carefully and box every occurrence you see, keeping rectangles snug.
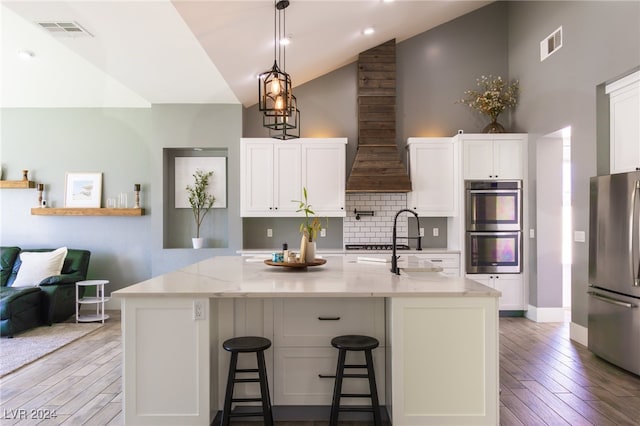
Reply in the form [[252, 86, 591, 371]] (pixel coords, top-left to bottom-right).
[[407, 138, 460, 217], [606, 71, 640, 174], [410, 252, 460, 277], [459, 134, 526, 180], [241, 138, 346, 217], [272, 298, 385, 405], [467, 274, 525, 310], [240, 140, 301, 216], [302, 143, 346, 216]]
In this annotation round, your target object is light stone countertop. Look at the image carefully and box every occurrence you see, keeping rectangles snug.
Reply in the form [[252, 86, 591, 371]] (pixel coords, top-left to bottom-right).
[[112, 255, 499, 298]]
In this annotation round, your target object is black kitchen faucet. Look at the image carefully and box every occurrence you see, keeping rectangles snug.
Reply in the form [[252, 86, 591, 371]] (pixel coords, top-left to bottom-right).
[[390, 208, 422, 275]]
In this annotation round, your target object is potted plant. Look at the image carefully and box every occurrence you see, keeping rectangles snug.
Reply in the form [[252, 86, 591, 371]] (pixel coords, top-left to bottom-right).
[[293, 187, 323, 262], [186, 169, 216, 248], [458, 74, 519, 133]]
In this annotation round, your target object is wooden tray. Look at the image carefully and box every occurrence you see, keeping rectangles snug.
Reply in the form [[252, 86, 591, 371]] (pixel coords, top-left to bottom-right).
[[264, 258, 327, 268]]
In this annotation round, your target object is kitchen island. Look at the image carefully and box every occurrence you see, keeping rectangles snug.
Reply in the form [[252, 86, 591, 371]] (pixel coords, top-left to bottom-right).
[[113, 255, 500, 425]]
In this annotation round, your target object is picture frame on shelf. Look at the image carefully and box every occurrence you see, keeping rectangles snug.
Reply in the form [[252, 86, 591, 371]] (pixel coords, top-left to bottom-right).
[[64, 172, 102, 208]]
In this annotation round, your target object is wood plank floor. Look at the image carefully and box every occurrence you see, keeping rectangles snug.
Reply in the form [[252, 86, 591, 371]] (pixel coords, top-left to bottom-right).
[[1, 312, 639, 425]]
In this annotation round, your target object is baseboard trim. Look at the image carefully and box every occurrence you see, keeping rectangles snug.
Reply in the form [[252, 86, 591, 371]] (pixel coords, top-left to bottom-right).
[[525, 305, 565, 322], [570, 322, 588, 347]]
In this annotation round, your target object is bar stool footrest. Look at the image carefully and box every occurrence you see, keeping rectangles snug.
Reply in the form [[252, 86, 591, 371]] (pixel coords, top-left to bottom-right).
[[339, 407, 375, 413], [231, 397, 263, 403], [339, 393, 372, 398], [228, 411, 266, 418], [234, 378, 260, 383], [343, 373, 370, 378]]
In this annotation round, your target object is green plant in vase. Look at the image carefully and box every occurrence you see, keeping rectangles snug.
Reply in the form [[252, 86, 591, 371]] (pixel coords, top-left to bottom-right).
[[293, 187, 325, 262], [186, 169, 216, 248]]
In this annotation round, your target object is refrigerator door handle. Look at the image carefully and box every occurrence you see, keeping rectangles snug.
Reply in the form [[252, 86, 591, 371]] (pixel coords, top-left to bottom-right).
[[631, 180, 640, 287], [588, 291, 637, 309]]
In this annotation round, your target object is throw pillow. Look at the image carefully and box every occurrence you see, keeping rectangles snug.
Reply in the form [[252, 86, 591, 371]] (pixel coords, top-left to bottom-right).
[[11, 247, 68, 287]]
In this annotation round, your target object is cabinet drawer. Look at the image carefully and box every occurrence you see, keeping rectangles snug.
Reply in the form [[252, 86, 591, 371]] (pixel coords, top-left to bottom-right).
[[274, 298, 385, 347], [274, 347, 385, 405], [412, 253, 460, 276]]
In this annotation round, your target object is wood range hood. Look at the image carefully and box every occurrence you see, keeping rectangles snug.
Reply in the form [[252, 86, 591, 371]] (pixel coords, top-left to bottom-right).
[[346, 39, 412, 193]]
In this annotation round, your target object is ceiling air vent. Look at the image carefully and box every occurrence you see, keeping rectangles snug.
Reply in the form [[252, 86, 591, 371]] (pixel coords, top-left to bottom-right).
[[540, 26, 562, 61], [36, 21, 93, 37]]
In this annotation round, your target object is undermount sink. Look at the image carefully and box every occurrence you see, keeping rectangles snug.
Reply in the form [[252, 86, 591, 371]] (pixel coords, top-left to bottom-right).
[[397, 256, 443, 274]]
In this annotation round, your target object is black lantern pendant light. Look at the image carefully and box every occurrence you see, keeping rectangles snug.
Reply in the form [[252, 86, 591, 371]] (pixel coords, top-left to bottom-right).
[[258, 0, 300, 138]]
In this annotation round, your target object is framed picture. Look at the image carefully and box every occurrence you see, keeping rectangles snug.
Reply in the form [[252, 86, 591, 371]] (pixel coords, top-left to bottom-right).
[[64, 172, 103, 208], [174, 157, 227, 208]]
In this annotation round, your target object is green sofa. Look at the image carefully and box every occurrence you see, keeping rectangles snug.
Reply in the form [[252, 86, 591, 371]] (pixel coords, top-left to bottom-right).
[[0, 247, 91, 336]]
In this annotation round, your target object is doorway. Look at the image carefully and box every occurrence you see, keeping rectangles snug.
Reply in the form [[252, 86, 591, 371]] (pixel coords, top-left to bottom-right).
[[535, 127, 572, 321]]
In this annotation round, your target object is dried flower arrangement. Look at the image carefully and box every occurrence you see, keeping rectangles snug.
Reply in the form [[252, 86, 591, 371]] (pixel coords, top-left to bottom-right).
[[459, 75, 519, 132]]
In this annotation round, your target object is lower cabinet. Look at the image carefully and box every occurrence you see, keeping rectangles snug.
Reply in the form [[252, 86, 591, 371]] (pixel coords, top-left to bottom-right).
[[466, 274, 525, 310], [273, 346, 385, 405], [273, 298, 386, 405]]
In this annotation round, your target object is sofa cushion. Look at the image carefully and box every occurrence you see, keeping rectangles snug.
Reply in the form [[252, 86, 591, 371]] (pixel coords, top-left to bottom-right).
[[12, 247, 68, 287]]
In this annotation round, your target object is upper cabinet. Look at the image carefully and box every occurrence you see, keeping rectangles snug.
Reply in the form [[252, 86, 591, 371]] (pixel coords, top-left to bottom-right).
[[459, 134, 526, 180], [606, 71, 640, 174], [301, 142, 346, 216], [407, 137, 459, 217], [241, 138, 347, 217]]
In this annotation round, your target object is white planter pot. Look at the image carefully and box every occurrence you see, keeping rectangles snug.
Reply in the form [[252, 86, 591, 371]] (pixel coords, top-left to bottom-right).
[[192, 238, 204, 249], [305, 241, 316, 263]]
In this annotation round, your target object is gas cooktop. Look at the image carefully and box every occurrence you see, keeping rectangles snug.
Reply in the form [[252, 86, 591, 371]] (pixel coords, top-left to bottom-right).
[[345, 244, 410, 251]]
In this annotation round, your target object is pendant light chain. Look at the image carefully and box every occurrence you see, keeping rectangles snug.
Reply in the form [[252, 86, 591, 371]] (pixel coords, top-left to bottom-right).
[[258, 0, 300, 139]]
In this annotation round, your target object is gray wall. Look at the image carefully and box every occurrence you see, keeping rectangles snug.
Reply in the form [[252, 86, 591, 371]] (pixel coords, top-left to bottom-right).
[[0, 104, 243, 294], [1, 108, 153, 293], [507, 1, 640, 326]]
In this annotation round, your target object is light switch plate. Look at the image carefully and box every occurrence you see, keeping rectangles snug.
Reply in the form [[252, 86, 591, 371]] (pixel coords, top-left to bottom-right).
[[574, 230, 586, 243]]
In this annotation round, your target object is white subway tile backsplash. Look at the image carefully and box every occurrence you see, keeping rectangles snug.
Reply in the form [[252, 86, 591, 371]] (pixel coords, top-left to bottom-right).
[[343, 193, 409, 245]]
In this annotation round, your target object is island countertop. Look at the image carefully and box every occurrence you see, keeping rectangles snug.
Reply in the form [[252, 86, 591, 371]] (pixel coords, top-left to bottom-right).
[[112, 255, 500, 298]]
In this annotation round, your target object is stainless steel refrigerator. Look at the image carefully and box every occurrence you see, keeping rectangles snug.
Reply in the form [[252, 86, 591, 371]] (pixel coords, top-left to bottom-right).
[[588, 170, 640, 376]]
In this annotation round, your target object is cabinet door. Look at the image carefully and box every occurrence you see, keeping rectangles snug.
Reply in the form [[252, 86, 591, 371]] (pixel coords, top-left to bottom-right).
[[463, 139, 495, 179], [274, 347, 385, 405], [408, 139, 459, 216], [241, 141, 274, 216], [609, 81, 640, 173], [493, 138, 523, 179], [273, 143, 301, 214], [301, 142, 346, 216], [493, 274, 525, 310]]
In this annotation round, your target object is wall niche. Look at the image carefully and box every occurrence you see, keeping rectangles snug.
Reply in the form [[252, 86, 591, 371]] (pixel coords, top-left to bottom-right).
[[163, 148, 229, 249]]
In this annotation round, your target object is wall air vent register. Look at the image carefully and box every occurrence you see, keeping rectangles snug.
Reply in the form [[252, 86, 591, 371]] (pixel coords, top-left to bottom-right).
[[540, 26, 562, 61]]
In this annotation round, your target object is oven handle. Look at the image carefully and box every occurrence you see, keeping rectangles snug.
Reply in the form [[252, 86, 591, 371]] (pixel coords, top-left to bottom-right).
[[468, 189, 521, 194], [588, 291, 637, 309]]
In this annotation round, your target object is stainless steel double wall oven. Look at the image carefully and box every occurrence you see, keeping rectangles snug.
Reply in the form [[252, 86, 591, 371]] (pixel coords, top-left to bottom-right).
[[465, 180, 522, 274]]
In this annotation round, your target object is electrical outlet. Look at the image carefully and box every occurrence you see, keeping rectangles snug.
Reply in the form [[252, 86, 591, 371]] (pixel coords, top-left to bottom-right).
[[193, 300, 205, 320], [433, 227, 439, 237], [267, 228, 273, 238], [530, 229, 535, 238], [419, 227, 425, 237], [320, 228, 326, 237]]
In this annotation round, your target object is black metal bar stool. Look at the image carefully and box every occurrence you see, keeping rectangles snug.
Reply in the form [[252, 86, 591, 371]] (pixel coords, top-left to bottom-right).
[[221, 336, 274, 426], [329, 335, 382, 426]]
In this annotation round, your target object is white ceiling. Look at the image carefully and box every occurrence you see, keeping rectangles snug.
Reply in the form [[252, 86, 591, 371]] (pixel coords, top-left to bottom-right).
[[1, 0, 491, 108]]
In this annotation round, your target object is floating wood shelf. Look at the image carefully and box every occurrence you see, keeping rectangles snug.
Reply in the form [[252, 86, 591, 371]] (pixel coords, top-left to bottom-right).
[[0, 180, 36, 189], [30, 208, 145, 216]]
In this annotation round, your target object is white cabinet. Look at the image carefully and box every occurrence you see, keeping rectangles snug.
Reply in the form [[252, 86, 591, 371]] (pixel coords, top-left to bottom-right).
[[302, 143, 346, 216], [241, 138, 346, 217], [410, 252, 460, 277], [459, 134, 526, 180], [606, 71, 640, 174], [272, 298, 385, 405], [407, 138, 460, 217], [467, 273, 525, 310]]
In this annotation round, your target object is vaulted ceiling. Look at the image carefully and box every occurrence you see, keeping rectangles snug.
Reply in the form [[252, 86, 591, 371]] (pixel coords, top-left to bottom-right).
[[1, 1, 490, 108]]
